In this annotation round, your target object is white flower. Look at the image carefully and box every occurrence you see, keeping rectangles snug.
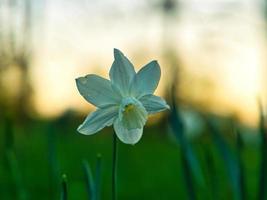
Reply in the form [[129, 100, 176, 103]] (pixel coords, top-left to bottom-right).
[[76, 49, 170, 144]]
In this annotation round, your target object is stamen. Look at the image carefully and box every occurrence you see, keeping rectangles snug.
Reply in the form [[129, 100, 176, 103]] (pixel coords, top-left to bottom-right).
[[124, 104, 134, 113]]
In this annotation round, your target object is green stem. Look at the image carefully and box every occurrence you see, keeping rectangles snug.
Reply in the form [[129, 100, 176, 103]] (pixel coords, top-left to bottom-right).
[[112, 132, 118, 200], [61, 174, 68, 200]]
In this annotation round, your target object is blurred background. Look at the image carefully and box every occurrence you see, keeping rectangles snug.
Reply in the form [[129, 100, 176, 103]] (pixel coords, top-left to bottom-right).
[[0, 0, 267, 199]]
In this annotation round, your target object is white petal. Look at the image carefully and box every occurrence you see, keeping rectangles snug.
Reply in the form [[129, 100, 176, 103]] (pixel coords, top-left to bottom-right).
[[76, 74, 120, 108], [130, 61, 160, 98], [114, 118, 143, 145], [77, 106, 119, 135], [109, 49, 136, 95], [139, 94, 170, 114]]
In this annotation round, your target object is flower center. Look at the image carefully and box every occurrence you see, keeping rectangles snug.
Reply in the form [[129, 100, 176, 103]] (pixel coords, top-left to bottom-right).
[[124, 103, 135, 113], [118, 97, 148, 129]]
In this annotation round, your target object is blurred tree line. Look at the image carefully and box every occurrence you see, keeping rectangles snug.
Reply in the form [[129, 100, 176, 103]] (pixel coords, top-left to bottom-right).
[[0, 0, 33, 121]]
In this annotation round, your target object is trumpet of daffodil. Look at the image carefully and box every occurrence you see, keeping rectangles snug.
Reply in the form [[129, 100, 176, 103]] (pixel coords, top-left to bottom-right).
[[76, 49, 170, 144]]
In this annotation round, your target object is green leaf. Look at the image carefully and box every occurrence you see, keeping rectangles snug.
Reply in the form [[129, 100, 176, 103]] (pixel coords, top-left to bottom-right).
[[258, 101, 267, 200], [206, 119, 241, 200], [169, 89, 205, 198]]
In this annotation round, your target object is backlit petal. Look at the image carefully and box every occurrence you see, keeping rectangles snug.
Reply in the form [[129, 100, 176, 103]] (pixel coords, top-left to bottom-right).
[[109, 49, 136, 95], [77, 106, 119, 135], [114, 118, 143, 145], [130, 61, 160, 98], [139, 94, 170, 114], [76, 74, 120, 108]]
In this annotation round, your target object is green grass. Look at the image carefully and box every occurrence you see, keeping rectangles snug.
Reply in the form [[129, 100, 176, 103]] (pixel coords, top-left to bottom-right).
[[0, 119, 262, 200]]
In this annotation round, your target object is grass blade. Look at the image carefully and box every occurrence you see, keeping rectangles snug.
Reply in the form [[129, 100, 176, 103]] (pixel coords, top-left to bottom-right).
[[60, 174, 68, 200], [169, 89, 205, 199], [4, 116, 27, 200], [6, 150, 27, 200], [203, 147, 217, 199], [169, 94, 205, 184], [258, 102, 267, 200], [47, 123, 60, 197], [206, 119, 240, 200], [83, 160, 95, 200], [181, 150, 196, 200], [236, 128, 246, 200], [95, 154, 102, 200]]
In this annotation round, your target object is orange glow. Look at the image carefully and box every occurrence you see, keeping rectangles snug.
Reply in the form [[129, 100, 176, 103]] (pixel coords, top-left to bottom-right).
[[26, 0, 266, 126]]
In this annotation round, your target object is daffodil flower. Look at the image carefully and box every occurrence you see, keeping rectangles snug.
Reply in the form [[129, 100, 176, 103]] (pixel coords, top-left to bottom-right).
[[76, 49, 170, 144]]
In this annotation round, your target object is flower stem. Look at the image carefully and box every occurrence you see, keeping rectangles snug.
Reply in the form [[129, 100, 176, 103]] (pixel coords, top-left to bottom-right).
[[112, 132, 118, 200]]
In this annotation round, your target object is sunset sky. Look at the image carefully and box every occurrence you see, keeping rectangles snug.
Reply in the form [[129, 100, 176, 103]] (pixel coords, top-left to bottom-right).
[[23, 0, 267, 125]]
